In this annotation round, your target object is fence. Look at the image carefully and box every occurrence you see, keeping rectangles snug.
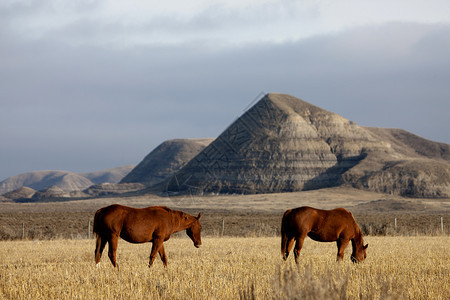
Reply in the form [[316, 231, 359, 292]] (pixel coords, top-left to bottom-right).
[[0, 215, 448, 240]]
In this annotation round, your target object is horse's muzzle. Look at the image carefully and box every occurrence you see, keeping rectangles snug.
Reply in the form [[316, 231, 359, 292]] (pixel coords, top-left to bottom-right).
[[351, 255, 361, 263]]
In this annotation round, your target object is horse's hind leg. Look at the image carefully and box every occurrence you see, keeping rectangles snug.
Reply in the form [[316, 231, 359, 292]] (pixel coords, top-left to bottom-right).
[[107, 235, 119, 268], [95, 235, 107, 266], [282, 235, 295, 261], [149, 238, 164, 268], [158, 245, 168, 267], [293, 235, 306, 263]]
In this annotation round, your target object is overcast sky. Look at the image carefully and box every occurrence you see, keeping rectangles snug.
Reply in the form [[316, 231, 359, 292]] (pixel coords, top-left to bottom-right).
[[1, 0, 450, 181]]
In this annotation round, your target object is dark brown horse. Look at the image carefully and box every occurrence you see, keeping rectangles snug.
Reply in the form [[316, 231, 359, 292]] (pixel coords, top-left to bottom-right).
[[281, 206, 368, 263], [93, 204, 202, 268]]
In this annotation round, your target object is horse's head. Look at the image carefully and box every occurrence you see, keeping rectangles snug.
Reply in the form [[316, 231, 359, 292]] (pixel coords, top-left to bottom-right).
[[186, 213, 202, 248], [351, 243, 368, 263]]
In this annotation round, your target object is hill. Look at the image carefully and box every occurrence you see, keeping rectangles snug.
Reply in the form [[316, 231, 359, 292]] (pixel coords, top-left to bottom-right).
[[0, 165, 134, 196], [162, 93, 449, 198], [80, 165, 135, 184], [2, 186, 36, 201], [364, 127, 449, 161], [0, 171, 93, 195], [120, 138, 213, 186]]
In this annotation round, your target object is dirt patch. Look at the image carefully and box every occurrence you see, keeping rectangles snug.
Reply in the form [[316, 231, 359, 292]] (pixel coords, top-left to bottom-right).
[[353, 199, 430, 213]]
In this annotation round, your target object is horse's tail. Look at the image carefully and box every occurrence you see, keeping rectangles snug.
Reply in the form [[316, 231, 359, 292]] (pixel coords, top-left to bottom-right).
[[93, 208, 104, 237], [280, 210, 291, 260], [281, 232, 289, 259]]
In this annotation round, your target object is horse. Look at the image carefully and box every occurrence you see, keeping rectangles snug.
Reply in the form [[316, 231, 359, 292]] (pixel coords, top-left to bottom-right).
[[281, 206, 368, 263], [93, 204, 202, 268]]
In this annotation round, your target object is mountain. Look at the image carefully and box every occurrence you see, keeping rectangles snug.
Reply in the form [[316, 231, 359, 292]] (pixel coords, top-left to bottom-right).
[[162, 93, 449, 198], [0, 165, 134, 195], [120, 138, 213, 186], [3, 93, 448, 200]]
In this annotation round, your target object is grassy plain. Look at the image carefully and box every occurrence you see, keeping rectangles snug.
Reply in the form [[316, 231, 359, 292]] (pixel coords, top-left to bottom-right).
[[0, 187, 448, 299], [0, 236, 449, 299]]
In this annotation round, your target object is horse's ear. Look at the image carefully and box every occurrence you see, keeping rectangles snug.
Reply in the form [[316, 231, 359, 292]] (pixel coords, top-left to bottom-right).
[[363, 244, 368, 250], [196, 213, 201, 220]]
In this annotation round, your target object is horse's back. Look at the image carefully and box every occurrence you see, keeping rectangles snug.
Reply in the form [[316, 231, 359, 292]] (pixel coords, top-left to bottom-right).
[[122, 206, 172, 231], [285, 206, 320, 222], [289, 206, 352, 221], [282, 206, 356, 240]]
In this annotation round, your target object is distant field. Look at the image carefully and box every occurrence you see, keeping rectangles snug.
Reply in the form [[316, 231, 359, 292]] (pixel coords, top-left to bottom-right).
[[0, 236, 448, 299], [0, 210, 448, 240], [0, 187, 448, 239]]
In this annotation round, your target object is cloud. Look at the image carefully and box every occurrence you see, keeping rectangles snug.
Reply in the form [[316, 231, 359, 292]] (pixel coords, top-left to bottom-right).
[[0, 1, 449, 180], [3, 0, 449, 48]]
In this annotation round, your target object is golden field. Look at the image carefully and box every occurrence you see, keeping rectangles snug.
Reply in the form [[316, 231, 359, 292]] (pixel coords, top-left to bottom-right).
[[0, 236, 448, 299]]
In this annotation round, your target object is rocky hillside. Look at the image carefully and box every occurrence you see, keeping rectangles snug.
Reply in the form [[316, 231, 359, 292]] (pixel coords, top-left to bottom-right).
[[163, 93, 449, 198], [121, 138, 213, 186]]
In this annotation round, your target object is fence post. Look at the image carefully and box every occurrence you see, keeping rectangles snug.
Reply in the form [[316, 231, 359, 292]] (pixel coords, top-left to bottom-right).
[[441, 217, 444, 234], [88, 220, 91, 239], [221, 219, 225, 237], [22, 222, 25, 240], [394, 218, 397, 230]]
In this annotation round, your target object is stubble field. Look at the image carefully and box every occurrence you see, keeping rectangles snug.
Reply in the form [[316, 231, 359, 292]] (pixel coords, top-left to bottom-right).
[[0, 236, 449, 299]]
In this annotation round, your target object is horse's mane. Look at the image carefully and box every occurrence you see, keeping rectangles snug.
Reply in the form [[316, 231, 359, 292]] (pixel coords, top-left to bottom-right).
[[157, 206, 173, 213], [353, 221, 364, 245]]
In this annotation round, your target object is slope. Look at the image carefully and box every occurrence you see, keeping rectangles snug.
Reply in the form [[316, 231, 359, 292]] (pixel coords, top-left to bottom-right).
[[121, 138, 213, 186]]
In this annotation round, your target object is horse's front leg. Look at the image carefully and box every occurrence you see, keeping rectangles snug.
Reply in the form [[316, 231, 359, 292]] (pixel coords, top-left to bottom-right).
[[149, 238, 164, 268], [336, 239, 349, 261]]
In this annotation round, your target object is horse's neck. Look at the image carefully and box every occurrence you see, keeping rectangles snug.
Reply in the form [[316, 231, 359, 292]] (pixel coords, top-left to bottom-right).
[[171, 211, 191, 232], [351, 229, 364, 250]]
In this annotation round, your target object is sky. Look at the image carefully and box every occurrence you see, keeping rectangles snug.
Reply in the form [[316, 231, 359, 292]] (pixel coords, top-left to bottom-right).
[[1, 0, 450, 181]]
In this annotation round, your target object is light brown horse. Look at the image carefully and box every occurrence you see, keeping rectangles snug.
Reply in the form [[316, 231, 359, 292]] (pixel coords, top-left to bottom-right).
[[281, 206, 368, 263], [93, 204, 202, 268]]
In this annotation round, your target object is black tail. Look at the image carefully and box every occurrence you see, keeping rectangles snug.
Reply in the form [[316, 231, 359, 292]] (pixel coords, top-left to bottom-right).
[[281, 210, 291, 259], [93, 208, 103, 237]]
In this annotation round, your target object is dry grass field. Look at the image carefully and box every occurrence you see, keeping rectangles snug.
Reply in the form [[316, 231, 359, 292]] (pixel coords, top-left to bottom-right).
[[0, 236, 449, 299], [0, 188, 448, 299]]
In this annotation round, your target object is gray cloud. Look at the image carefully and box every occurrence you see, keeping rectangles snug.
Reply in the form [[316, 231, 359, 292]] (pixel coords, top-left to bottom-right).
[[1, 21, 449, 180]]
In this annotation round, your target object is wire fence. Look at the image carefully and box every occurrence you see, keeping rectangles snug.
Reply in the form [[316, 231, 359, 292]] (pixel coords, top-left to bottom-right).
[[1, 215, 447, 240]]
